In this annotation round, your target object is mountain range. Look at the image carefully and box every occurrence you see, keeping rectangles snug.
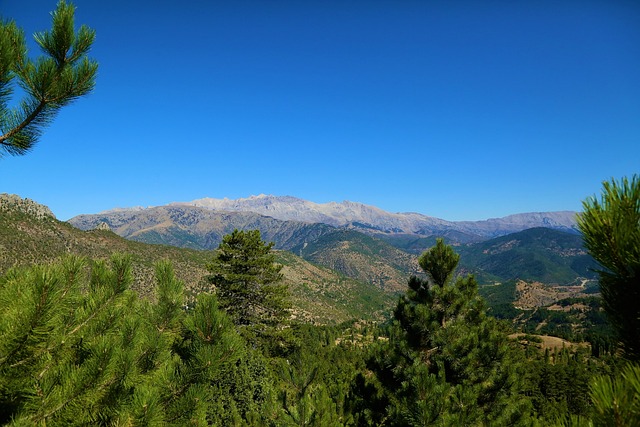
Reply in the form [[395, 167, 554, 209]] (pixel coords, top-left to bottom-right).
[[0, 194, 392, 323], [68, 195, 592, 288], [1, 193, 598, 326], [170, 195, 580, 241], [68, 204, 419, 292]]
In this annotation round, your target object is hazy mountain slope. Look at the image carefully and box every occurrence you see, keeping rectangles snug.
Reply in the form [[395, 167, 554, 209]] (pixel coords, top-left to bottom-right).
[[457, 227, 597, 285], [1, 195, 392, 323], [173, 195, 449, 231], [454, 212, 580, 238], [69, 205, 336, 251]]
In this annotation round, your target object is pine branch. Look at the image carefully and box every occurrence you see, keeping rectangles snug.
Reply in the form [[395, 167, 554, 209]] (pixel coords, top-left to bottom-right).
[[0, 0, 97, 157]]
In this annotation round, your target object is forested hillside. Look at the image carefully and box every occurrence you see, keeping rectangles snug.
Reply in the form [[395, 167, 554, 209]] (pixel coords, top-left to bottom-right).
[[0, 195, 391, 323], [458, 227, 598, 285]]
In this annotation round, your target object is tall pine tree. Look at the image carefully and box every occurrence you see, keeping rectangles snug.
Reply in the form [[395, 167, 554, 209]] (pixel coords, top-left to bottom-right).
[[206, 229, 291, 353], [357, 238, 530, 425]]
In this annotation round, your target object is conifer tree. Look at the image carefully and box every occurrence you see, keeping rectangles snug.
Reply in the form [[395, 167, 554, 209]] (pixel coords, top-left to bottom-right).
[[358, 238, 530, 425], [0, 0, 97, 157], [589, 363, 640, 426], [276, 348, 347, 427], [0, 254, 177, 425], [168, 291, 276, 425], [207, 229, 291, 352], [0, 254, 279, 425], [577, 175, 640, 361]]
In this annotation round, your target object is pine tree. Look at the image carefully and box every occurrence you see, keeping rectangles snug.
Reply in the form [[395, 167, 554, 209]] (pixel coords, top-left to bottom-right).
[[0, 253, 281, 425], [589, 363, 640, 427], [0, 0, 97, 157], [206, 229, 291, 352], [276, 342, 353, 427], [577, 175, 640, 361], [359, 239, 530, 425], [0, 254, 177, 425], [168, 291, 276, 425]]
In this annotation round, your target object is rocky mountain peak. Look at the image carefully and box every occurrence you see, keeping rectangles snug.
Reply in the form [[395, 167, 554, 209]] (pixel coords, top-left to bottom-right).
[[0, 194, 55, 220]]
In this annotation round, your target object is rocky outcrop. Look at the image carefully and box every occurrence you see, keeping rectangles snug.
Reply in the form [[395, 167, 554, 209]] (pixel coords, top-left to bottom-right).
[[0, 193, 55, 220], [95, 222, 111, 231]]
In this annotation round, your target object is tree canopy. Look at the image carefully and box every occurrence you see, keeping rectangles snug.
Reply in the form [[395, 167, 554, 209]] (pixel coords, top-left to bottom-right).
[[206, 229, 290, 352], [358, 238, 529, 425], [0, 0, 97, 157], [0, 255, 278, 425], [577, 175, 640, 360]]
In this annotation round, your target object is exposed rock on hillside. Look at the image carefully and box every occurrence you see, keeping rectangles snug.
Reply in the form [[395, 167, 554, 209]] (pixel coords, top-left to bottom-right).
[[0, 193, 55, 220]]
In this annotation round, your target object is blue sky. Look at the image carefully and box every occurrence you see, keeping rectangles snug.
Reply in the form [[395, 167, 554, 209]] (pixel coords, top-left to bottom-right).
[[1, 0, 638, 221]]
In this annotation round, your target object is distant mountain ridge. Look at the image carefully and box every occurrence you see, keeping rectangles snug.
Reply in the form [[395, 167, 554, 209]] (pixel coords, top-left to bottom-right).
[[69, 195, 581, 290], [167, 194, 579, 240], [68, 205, 417, 292]]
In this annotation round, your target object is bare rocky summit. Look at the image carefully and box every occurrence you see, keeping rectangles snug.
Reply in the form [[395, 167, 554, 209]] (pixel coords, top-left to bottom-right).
[[0, 193, 55, 220], [169, 194, 578, 239]]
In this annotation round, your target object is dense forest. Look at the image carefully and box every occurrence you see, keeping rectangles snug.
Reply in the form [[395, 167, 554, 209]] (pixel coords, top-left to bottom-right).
[[0, 221, 638, 425]]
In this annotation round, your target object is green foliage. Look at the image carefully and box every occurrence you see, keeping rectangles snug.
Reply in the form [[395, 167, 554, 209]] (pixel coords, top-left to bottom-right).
[[0, 1, 97, 157], [578, 175, 640, 360], [589, 362, 640, 427], [275, 323, 367, 426], [0, 254, 175, 425], [478, 280, 517, 307], [0, 254, 280, 425], [207, 229, 291, 353], [169, 292, 275, 425], [418, 238, 459, 287], [521, 347, 596, 422], [277, 353, 341, 426], [358, 238, 530, 425], [478, 280, 522, 320]]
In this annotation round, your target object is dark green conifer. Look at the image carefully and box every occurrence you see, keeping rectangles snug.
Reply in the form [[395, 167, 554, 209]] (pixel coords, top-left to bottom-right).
[[207, 229, 291, 353], [169, 292, 275, 425], [577, 175, 640, 361], [0, 255, 176, 425], [360, 238, 530, 425], [0, 254, 276, 425]]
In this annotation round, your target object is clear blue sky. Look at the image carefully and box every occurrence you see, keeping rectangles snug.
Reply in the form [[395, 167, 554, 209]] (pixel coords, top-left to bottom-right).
[[1, 0, 638, 221]]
